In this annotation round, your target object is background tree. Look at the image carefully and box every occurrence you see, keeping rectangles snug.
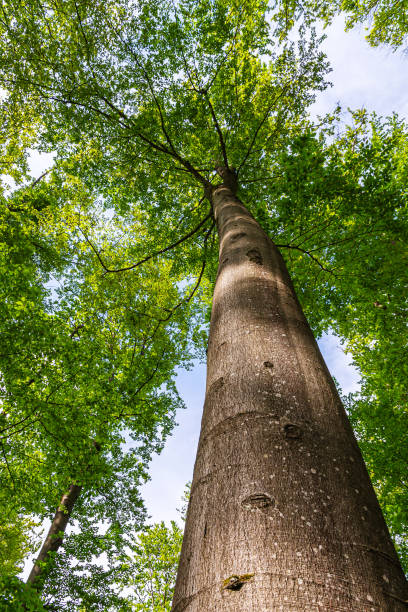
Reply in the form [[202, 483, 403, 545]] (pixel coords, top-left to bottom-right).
[[35, 493, 186, 611], [0, 124, 201, 600], [0, 514, 39, 577], [126, 522, 183, 611], [0, 575, 46, 612]]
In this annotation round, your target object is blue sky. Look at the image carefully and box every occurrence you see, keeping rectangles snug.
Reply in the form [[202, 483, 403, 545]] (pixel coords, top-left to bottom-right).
[[21, 15, 407, 568]]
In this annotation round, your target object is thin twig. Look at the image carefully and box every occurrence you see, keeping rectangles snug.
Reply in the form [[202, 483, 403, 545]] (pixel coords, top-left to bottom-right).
[[31, 169, 51, 188]]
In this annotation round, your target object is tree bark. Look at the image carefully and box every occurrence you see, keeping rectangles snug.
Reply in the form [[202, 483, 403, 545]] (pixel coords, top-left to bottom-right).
[[26, 484, 82, 586], [172, 178, 408, 611]]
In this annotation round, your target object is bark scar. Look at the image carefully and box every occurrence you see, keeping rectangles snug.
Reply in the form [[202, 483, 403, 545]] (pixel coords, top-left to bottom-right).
[[230, 232, 246, 242], [208, 376, 224, 394], [283, 422, 302, 440], [246, 248, 263, 265], [241, 493, 274, 510]]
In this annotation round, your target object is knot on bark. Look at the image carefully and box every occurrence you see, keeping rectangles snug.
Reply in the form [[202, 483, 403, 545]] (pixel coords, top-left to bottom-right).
[[241, 493, 274, 510], [209, 376, 224, 394], [283, 422, 302, 440], [222, 573, 254, 591], [230, 231, 246, 243], [246, 249, 263, 265], [203, 182, 214, 202]]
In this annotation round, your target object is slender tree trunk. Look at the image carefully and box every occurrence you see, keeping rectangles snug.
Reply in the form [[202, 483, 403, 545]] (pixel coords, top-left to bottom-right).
[[26, 484, 82, 586], [172, 175, 408, 611]]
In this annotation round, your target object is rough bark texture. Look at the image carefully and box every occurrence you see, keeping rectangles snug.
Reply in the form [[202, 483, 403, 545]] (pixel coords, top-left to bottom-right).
[[172, 179, 408, 611], [27, 484, 82, 586]]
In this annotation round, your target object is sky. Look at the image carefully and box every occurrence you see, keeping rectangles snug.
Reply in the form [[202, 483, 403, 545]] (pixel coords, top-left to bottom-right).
[[20, 13, 407, 575], [313, 19, 408, 119]]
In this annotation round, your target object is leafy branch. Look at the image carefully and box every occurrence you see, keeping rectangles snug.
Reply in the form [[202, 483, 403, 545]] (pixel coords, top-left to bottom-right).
[[82, 209, 212, 274]]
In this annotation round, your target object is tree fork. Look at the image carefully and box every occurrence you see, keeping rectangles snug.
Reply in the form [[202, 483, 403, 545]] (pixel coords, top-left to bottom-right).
[[172, 175, 408, 610]]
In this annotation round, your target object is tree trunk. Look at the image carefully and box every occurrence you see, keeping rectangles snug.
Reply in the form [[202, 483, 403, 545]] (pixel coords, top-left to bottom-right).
[[27, 484, 82, 586], [172, 178, 408, 611]]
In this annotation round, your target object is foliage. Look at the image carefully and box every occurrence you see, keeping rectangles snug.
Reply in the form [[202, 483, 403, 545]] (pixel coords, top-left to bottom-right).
[[0, 513, 40, 575], [0, 0, 329, 206], [25, 484, 189, 611], [37, 510, 183, 610], [0, 575, 46, 611], [347, 392, 408, 571], [269, 0, 408, 48], [0, 168, 195, 501], [0, 0, 330, 359], [0, 109, 199, 595], [126, 521, 183, 611]]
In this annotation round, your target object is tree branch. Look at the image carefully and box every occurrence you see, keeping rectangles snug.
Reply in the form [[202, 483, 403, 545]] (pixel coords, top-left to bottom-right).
[[205, 95, 229, 169], [0, 441, 16, 489], [31, 169, 51, 188], [83, 209, 212, 274], [157, 221, 215, 323], [135, 131, 209, 187], [237, 86, 290, 174], [129, 351, 167, 403], [276, 243, 336, 275]]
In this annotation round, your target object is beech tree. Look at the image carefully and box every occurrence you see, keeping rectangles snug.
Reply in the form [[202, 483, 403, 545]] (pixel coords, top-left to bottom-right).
[[1, 0, 407, 609]]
